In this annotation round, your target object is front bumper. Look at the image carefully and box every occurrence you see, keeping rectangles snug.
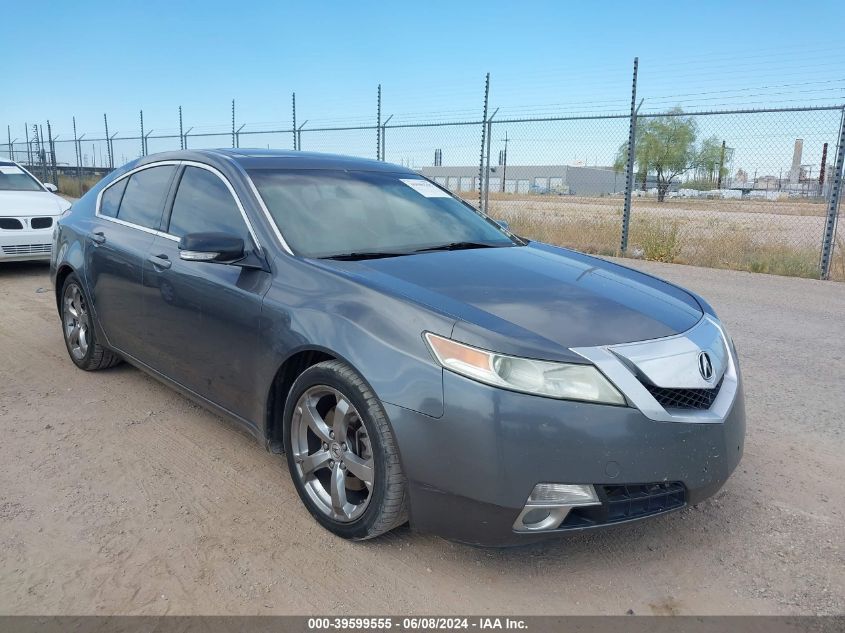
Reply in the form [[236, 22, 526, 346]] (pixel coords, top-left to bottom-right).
[[387, 369, 745, 546], [0, 226, 54, 261]]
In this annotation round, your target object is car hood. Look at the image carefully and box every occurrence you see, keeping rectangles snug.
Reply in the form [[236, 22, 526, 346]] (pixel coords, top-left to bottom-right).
[[0, 191, 70, 216], [314, 243, 703, 362]]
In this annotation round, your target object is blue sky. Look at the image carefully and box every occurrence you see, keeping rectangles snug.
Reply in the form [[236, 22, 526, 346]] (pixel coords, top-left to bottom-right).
[[4, 0, 845, 170]]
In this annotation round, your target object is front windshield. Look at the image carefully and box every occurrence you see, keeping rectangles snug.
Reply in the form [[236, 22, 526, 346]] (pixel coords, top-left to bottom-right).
[[247, 169, 517, 258], [0, 164, 45, 192]]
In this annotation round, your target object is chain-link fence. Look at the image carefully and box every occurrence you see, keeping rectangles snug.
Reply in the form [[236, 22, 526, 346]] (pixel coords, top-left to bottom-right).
[[3, 88, 844, 281]]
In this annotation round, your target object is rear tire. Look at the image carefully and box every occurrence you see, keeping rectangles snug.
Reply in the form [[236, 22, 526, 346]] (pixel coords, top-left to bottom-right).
[[284, 360, 408, 540], [60, 274, 122, 371]]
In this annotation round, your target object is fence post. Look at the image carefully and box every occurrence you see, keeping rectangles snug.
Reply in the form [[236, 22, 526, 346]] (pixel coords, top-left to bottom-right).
[[231, 99, 236, 148], [38, 125, 47, 182], [292, 93, 297, 150], [381, 114, 392, 161], [477, 73, 490, 210], [819, 106, 845, 279], [24, 123, 31, 166], [297, 120, 308, 152], [46, 120, 56, 186], [376, 84, 381, 160], [484, 109, 498, 215], [620, 57, 639, 254], [73, 117, 82, 196], [103, 114, 112, 169]]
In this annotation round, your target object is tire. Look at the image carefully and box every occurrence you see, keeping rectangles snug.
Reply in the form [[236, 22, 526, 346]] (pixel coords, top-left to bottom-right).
[[284, 360, 408, 540], [60, 274, 122, 371]]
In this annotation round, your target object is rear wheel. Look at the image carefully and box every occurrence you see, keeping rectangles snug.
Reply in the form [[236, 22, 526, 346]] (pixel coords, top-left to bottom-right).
[[61, 274, 121, 371], [284, 360, 408, 540]]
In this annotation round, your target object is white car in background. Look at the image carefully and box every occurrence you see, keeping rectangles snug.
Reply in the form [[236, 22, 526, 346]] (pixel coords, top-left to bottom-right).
[[0, 160, 71, 262]]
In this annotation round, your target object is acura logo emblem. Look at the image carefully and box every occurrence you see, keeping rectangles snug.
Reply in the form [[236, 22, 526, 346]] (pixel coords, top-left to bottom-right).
[[698, 351, 714, 382]]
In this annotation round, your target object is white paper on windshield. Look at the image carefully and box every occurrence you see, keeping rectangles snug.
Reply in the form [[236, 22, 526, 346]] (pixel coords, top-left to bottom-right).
[[0, 166, 24, 175], [400, 178, 451, 198]]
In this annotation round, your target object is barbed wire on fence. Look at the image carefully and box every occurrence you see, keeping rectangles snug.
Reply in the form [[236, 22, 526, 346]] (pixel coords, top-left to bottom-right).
[[2, 62, 844, 281]]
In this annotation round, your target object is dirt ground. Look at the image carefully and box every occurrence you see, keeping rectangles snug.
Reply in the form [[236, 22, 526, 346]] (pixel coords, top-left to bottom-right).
[[0, 260, 842, 616]]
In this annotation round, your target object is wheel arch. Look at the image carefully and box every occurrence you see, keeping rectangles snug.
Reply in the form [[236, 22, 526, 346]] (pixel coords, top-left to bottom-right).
[[264, 346, 340, 452], [54, 263, 77, 313]]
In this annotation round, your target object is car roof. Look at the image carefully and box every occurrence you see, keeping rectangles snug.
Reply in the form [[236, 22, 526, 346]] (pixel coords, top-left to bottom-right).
[[133, 149, 418, 174]]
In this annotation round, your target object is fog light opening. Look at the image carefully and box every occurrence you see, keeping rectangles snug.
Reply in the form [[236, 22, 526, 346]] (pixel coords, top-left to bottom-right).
[[513, 483, 602, 533], [521, 508, 552, 526]]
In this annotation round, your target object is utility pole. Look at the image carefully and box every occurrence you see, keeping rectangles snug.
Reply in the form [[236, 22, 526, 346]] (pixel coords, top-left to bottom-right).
[[179, 106, 184, 150], [140, 110, 145, 157]]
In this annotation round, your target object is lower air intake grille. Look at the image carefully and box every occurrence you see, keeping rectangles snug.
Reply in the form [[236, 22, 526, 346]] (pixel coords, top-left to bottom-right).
[[2, 244, 52, 255], [560, 482, 686, 529], [642, 377, 723, 410]]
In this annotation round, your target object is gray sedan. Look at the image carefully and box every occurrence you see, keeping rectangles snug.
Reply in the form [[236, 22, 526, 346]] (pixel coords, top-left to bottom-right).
[[50, 149, 744, 546]]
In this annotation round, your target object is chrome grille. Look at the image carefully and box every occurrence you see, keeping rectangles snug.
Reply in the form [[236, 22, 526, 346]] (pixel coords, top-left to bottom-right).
[[2, 244, 52, 255]]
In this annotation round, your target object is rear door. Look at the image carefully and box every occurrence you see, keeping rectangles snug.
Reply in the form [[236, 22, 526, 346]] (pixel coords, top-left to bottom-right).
[[86, 164, 177, 358], [141, 164, 271, 423]]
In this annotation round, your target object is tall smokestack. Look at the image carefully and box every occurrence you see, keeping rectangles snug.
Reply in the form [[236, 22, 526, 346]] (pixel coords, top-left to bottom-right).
[[789, 138, 803, 184]]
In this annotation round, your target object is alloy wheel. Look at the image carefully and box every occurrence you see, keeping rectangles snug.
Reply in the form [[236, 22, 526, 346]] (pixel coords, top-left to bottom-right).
[[63, 284, 90, 361], [291, 386, 375, 522]]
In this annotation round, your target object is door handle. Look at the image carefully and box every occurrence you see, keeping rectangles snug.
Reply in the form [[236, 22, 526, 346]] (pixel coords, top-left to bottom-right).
[[148, 253, 172, 270], [88, 231, 106, 245]]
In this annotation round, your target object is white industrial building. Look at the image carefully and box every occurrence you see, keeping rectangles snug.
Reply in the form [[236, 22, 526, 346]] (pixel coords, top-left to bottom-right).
[[418, 164, 625, 196]]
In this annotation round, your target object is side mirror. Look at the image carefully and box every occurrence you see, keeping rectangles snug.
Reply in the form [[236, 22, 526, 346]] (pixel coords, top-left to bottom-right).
[[43, 183, 58, 193], [178, 232, 244, 264], [496, 219, 510, 231]]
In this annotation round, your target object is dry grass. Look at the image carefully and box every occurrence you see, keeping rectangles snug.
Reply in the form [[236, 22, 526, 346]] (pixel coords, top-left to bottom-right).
[[505, 208, 834, 280], [58, 174, 102, 197]]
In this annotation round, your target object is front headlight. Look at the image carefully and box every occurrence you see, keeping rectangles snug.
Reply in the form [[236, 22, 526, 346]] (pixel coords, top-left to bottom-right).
[[424, 332, 626, 405]]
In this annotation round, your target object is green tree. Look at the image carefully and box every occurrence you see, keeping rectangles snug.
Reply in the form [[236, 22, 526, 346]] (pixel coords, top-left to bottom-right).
[[614, 108, 708, 202]]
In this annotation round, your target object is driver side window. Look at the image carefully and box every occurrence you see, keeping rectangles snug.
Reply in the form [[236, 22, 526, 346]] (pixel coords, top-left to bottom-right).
[[167, 166, 251, 244]]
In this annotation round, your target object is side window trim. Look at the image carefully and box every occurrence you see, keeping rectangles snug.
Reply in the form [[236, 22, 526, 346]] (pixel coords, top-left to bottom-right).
[[173, 161, 263, 253], [96, 159, 262, 253], [95, 160, 182, 241]]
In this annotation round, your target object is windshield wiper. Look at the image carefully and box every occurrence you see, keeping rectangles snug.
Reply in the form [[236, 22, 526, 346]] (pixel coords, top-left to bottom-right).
[[413, 241, 502, 253], [322, 251, 410, 261]]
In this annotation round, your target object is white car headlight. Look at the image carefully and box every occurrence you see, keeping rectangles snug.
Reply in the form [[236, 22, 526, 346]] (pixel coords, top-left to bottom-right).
[[424, 332, 626, 405]]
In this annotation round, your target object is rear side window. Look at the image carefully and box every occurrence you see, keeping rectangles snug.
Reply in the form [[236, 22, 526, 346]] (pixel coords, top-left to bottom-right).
[[167, 166, 250, 241], [116, 165, 176, 230], [99, 178, 128, 218]]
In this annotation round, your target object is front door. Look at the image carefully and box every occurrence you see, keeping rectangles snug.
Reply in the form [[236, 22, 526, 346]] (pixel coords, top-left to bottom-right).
[[141, 165, 271, 423]]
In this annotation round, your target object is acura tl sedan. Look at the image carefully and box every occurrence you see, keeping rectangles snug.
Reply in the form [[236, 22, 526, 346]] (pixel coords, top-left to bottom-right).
[[51, 149, 744, 546], [1, 160, 69, 262]]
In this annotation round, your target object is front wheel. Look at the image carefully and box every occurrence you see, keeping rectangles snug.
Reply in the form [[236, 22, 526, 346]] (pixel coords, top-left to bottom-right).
[[284, 360, 408, 540]]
